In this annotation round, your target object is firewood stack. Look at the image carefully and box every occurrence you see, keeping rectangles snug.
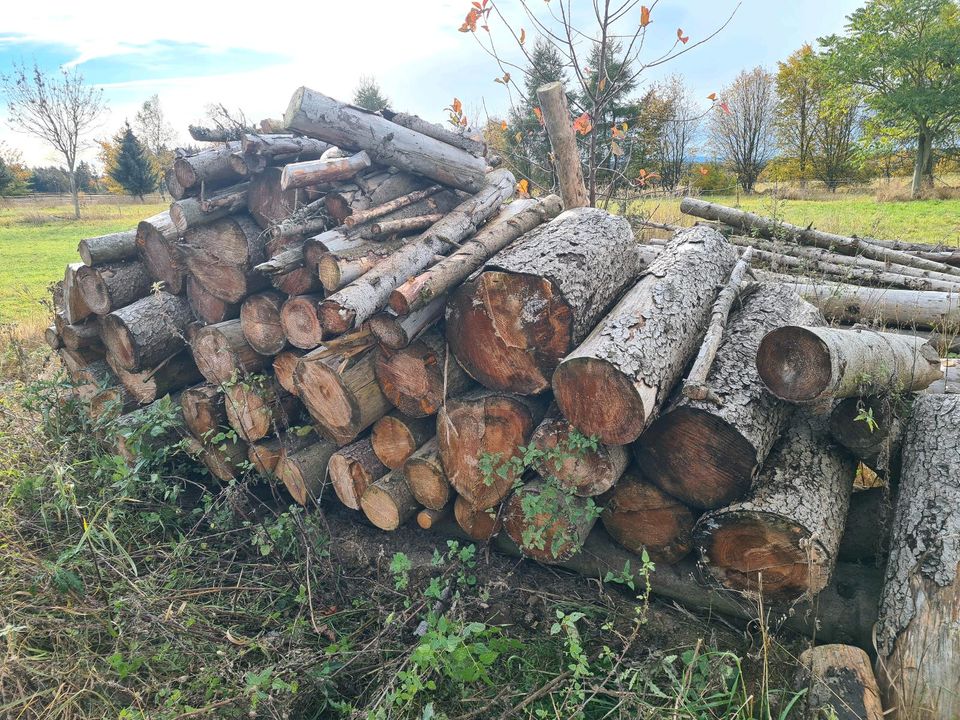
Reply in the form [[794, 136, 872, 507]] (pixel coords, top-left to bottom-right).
[[46, 84, 960, 716]]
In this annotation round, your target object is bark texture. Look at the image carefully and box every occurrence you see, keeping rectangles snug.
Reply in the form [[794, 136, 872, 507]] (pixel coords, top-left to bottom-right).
[[192, 319, 270, 385], [360, 469, 420, 531], [79, 230, 137, 266], [136, 211, 186, 295], [100, 292, 193, 372]]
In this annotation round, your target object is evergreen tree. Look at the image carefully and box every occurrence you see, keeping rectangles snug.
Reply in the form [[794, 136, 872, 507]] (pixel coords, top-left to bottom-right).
[[353, 76, 390, 111], [109, 123, 158, 200], [0, 156, 15, 197]]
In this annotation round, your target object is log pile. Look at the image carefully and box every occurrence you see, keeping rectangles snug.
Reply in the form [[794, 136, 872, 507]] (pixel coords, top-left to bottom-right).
[[45, 83, 960, 713]]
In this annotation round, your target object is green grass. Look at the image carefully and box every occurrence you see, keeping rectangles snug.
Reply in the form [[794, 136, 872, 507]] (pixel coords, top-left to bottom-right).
[[647, 193, 960, 247], [0, 201, 166, 324]]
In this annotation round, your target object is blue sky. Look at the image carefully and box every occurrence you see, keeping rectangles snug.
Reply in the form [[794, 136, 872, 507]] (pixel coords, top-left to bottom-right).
[[1, 0, 863, 167]]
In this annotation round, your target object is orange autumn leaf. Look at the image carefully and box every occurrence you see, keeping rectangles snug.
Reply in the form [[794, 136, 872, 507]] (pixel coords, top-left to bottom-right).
[[677, 28, 689, 44], [573, 112, 592, 135], [519, 28, 526, 45], [640, 5, 651, 27], [452, 97, 463, 115], [719, 101, 731, 114], [706, 92, 717, 101], [494, 72, 511, 85], [517, 179, 530, 196], [460, 115, 469, 127], [515, 131, 523, 143], [532, 106, 544, 125], [698, 166, 709, 176], [501, 120, 508, 131], [459, 8, 481, 32], [635, 168, 660, 187]]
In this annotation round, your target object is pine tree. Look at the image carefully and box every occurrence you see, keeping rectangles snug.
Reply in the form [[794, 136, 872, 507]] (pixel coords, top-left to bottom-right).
[[353, 76, 390, 111], [109, 123, 158, 200]]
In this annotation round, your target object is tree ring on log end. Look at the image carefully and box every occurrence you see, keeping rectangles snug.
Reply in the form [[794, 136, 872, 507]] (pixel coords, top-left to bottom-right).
[[281, 296, 324, 350], [633, 407, 757, 510], [552, 356, 646, 445], [278, 464, 310, 505], [447, 271, 572, 394], [757, 327, 833, 402], [360, 486, 402, 531], [75, 267, 112, 315], [100, 315, 138, 370], [296, 361, 358, 440], [696, 510, 825, 602], [319, 301, 356, 336]]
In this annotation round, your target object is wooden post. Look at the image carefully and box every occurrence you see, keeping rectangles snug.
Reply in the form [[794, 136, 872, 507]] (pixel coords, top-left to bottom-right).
[[536, 81, 589, 209]]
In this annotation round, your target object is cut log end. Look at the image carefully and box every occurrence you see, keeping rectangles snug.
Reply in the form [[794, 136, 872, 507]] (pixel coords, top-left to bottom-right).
[[319, 301, 356, 336], [454, 496, 502, 541], [756, 326, 833, 403], [360, 470, 419, 531], [633, 407, 757, 510], [405, 458, 449, 511], [553, 357, 646, 446], [99, 314, 138, 370], [371, 413, 433, 469], [281, 295, 325, 350]]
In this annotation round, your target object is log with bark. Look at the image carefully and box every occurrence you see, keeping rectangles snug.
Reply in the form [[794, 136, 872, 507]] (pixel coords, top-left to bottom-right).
[[389, 195, 563, 316], [368, 296, 446, 350], [319, 169, 516, 334], [246, 166, 300, 227], [318, 235, 412, 293], [280, 294, 326, 350], [110, 394, 185, 464], [757, 326, 942, 406], [61, 320, 104, 352], [368, 214, 444, 238], [553, 226, 739, 445], [328, 436, 388, 510], [417, 505, 453, 530], [403, 437, 450, 511], [294, 346, 392, 445], [447, 207, 642, 394], [875, 393, 960, 720], [275, 438, 338, 505], [503, 478, 599, 563], [343, 184, 443, 228], [63, 262, 93, 325], [284, 87, 487, 193], [100, 292, 193, 372], [179, 213, 269, 303], [694, 412, 857, 603], [634, 283, 824, 510], [165, 167, 190, 200], [536, 81, 589, 209], [181, 383, 227, 439], [600, 467, 696, 564], [170, 182, 250, 234], [681, 197, 960, 279], [239, 290, 288, 355], [828, 395, 904, 474], [45, 326, 63, 350], [247, 428, 317, 475], [280, 151, 372, 190], [374, 326, 474, 417], [793, 645, 884, 720], [78, 230, 137, 266], [224, 377, 302, 442], [192, 319, 270, 384], [186, 274, 241, 325], [106, 350, 202, 405], [241, 133, 330, 162], [136, 211, 187, 295], [382, 109, 486, 158], [370, 410, 434, 469], [174, 142, 243, 191], [453, 496, 503, 541], [437, 389, 548, 509], [184, 435, 250, 483], [360, 468, 420, 531], [529, 407, 629, 497], [76, 261, 152, 315]]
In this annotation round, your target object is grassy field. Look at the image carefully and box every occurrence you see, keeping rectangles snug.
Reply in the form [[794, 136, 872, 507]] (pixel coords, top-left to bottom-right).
[[0, 199, 167, 326]]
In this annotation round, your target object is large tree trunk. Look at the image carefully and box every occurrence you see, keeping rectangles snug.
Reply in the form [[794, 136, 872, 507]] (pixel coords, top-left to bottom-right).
[[600, 467, 696, 564], [76, 261, 152, 315], [757, 326, 942, 406], [529, 406, 628, 497], [275, 438, 338, 505], [246, 166, 300, 228], [794, 645, 884, 720], [368, 296, 446, 350], [63, 262, 93, 325], [319, 169, 515, 334], [447, 207, 644, 394], [186, 274, 241, 325], [876, 393, 960, 720], [100, 292, 193, 372], [910, 126, 933, 199], [79, 230, 137, 266], [553, 226, 739, 445], [136, 211, 187, 295], [280, 151, 372, 190], [329, 437, 388, 510], [437, 389, 548, 509], [681, 197, 960, 279], [224, 378, 302, 442], [170, 182, 250, 234], [181, 383, 227, 439], [374, 326, 474, 417], [634, 283, 824, 510], [239, 290, 288, 355], [294, 346, 392, 445], [106, 350, 201, 405], [453, 496, 503, 541], [174, 143, 243, 191], [284, 87, 487, 193], [770, 275, 960, 331], [403, 437, 450, 511], [192, 319, 270, 384], [370, 410, 434, 469], [360, 469, 420, 531], [536, 81, 589, 209], [389, 196, 562, 315], [503, 479, 598, 563], [694, 412, 857, 603], [280, 294, 326, 350]]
